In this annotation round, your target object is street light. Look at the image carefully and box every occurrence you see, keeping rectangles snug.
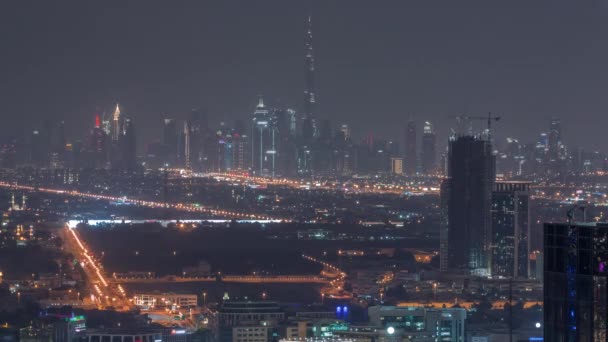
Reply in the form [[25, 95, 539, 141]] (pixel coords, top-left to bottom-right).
[[203, 292, 207, 306]]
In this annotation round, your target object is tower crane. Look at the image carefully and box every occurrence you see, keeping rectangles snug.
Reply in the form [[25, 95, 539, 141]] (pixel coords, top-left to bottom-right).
[[448, 112, 501, 141]]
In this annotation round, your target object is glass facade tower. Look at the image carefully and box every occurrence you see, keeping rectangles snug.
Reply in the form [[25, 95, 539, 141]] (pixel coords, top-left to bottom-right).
[[544, 222, 608, 341]]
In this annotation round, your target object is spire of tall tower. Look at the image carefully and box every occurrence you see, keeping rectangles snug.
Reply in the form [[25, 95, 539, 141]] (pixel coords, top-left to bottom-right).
[[303, 15, 317, 140], [95, 114, 101, 128], [111, 103, 121, 141], [113, 104, 121, 121]]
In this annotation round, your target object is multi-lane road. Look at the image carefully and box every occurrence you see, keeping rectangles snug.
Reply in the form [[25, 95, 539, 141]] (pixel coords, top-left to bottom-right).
[[0, 182, 287, 221], [61, 223, 131, 310], [111, 274, 327, 284], [206, 172, 440, 195]]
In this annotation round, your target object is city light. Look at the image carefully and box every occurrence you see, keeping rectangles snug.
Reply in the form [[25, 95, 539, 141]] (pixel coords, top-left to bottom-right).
[[0, 183, 287, 222]]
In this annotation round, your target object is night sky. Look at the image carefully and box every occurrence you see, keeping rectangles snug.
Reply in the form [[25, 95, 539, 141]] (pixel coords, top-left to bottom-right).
[[2, 0, 608, 151]]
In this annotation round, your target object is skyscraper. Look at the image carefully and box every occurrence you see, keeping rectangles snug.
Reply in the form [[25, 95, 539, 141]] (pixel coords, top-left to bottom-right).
[[439, 179, 450, 273], [334, 125, 354, 176], [405, 119, 417, 174], [442, 136, 495, 275], [184, 120, 191, 169], [548, 117, 562, 161], [340, 124, 351, 142], [302, 15, 317, 141], [274, 108, 297, 177], [121, 117, 137, 171], [101, 110, 112, 136], [314, 118, 334, 174], [231, 119, 250, 172], [251, 96, 276, 176], [544, 221, 608, 341], [49, 121, 67, 169], [421, 121, 436, 174], [188, 108, 206, 171], [491, 181, 531, 278], [162, 117, 178, 167], [89, 114, 107, 168], [391, 158, 403, 175], [111, 104, 121, 141], [298, 16, 317, 175], [547, 117, 566, 175]]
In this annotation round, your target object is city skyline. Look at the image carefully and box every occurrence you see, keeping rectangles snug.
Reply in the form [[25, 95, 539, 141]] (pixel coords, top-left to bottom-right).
[[3, 2, 608, 339], [2, 1, 608, 152]]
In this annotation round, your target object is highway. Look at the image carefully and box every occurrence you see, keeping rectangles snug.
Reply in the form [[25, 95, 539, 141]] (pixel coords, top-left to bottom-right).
[[66, 218, 283, 229], [61, 223, 132, 310], [110, 275, 327, 284], [205, 172, 440, 195], [0, 182, 287, 221]]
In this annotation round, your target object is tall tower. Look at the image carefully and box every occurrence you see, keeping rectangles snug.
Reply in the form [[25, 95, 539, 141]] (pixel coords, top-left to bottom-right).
[[302, 15, 317, 140], [491, 181, 531, 278], [442, 136, 495, 276], [163, 118, 178, 166], [121, 117, 137, 171], [544, 222, 608, 340], [405, 119, 417, 174], [548, 118, 561, 161], [91, 114, 107, 168], [251, 96, 273, 176], [111, 104, 121, 141], [421, 121, 436, 174], [184, 121, 191, 169]]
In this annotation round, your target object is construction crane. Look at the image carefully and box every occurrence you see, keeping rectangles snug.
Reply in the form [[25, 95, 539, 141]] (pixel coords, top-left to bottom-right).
[[448, 112, 501, 141]]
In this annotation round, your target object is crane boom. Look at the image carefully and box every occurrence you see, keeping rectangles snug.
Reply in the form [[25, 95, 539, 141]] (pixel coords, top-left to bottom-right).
[[448, 112, 501, 141]]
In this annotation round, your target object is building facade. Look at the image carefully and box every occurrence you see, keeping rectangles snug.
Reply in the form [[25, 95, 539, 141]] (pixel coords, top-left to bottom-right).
[[442, 136, 495, 276], [421, 121, 436, 174], [251, 97, 277, 176], [391, 158, 403, 175], [133, 292, 198, 309], [367, 306, 466, 341], [213, 300, 285, 342], [404, 119, 417, 175], [544, 222, 608, 341], [491, 181, 531, 278]]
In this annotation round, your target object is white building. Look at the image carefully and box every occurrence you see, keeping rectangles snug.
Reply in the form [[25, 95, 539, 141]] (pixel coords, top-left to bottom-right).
[[133, 292, 197, 309]]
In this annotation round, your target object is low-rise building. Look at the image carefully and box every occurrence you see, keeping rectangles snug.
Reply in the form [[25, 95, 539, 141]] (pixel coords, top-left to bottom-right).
[[84, 329, 162, 342], [212, 300, 285, 342], [368, 306, 466, 341], [134, 292, 198, 309]]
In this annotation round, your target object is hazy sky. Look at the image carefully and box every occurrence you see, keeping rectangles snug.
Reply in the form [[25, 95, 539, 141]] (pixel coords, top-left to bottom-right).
[[1, 0, 608, 152]]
